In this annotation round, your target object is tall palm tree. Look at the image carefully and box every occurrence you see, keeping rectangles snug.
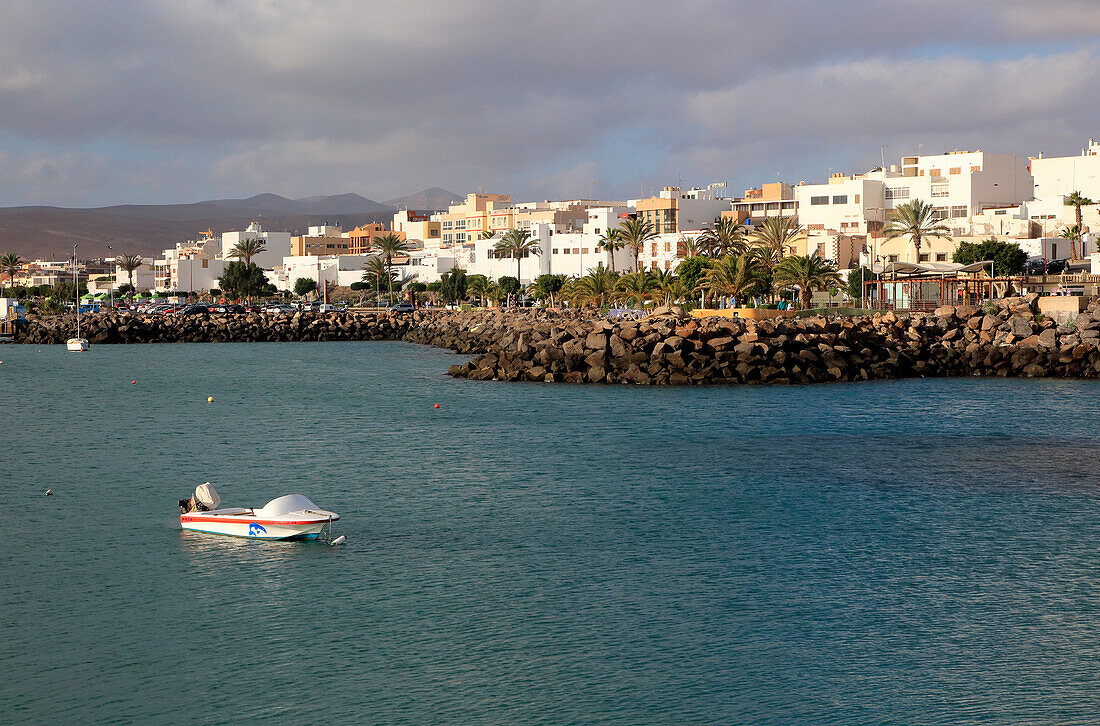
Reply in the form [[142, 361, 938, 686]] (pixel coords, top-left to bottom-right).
[[1064, 191, 1093, 260], [568, 268, 618, 308], [372, 232, 411, 303], [479, 230, 496, 240], [229, 238, 267, 266], [616, 217, 657, 272], [699, 252, 763, 306], [751, 216, 804, 272], [596, 229, 626, 272], [774, 254, 843, 310], [1, 252, 22, 291], [884, 200, 951, 263], [700, 216, 747, 258], [117, 254, 144, 301], [493, 228, 541, 302], [614, 270, 657, 308]]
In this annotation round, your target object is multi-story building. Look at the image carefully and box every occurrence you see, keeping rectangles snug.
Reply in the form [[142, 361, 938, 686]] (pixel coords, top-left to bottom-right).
[[346, 223, 402, 255], [221, 221, 291, 269], [392, 210, 441, 245], [1027, 139, 1100, 234], [729, 182, 797, 223], [291, 225, 351, 256], [153, 233, 227, 293], [439, 193, 513, 247], [634, 186, 730, 235]]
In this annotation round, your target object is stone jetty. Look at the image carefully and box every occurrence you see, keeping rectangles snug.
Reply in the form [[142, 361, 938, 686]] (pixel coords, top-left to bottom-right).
[[14, 294, 1100, 385]]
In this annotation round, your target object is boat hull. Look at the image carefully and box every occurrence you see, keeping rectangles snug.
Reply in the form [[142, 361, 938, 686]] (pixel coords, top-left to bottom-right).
[[66, 337, 89, 352], [180, 515, 336, 540]]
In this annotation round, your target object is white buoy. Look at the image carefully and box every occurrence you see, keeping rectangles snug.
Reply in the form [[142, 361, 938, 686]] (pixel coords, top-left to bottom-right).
[[330, 535, 346, 546]]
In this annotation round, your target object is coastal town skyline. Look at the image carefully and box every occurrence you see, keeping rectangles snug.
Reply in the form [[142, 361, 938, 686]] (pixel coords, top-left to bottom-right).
[[0, 0, 1098, 207]]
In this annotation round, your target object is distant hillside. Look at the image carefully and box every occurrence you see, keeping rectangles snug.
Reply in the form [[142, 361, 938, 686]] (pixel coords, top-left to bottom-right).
[[385, 187, 462, 211], [0, 190, 458, 259]]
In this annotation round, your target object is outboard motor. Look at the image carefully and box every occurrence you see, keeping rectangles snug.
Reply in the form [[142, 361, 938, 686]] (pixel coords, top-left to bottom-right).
[[179, 482, 221, 513]]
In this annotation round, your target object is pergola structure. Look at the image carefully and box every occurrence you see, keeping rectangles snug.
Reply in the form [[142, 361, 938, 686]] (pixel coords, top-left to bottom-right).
[[863, 261, 1023, 311]]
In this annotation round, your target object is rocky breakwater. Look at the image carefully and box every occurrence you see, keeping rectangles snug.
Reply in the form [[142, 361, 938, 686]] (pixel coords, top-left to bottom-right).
[[13, 308, 588, 355], [448, 295, 1100, 385]]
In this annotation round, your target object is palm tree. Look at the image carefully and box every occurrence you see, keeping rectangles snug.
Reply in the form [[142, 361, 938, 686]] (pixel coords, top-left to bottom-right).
[[361, 255, 392, 305], [466, 274, 493, 307], [1, 252, 22, 291], [678, 235, 702, 258], [617, 217, 657, 272], [596, 229, 626, 272], [117, 254, 144, 301], [614, 270, 657, 308], [568, 268, 618, 308], [650, 269, 684, 307], [479, 230, 496, 240], [700, 216, 747, 258], [493, 228, 541, 302], [229, 238, 267, 266], [884, 200, 951, 263], [1064, 191, 1093, 260], [774, 254, 843, 310], [372, 232, 411, 303], [1059, 225, 1082, 262], [699, 252, 763, 306], [751, 216, 804, 272]]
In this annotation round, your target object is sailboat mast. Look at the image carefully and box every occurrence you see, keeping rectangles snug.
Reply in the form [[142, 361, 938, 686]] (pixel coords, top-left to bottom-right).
[[73, 244, 80, 338]]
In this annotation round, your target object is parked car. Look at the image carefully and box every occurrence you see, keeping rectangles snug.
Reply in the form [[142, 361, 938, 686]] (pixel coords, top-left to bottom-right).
[[1047, 259, 1069, 275], [1025, 260, 1047, 275], [211, 304, 246, 314], [173, 304, 210, 316], [387, 302, 416, 313], [263, 304, 297, 314]]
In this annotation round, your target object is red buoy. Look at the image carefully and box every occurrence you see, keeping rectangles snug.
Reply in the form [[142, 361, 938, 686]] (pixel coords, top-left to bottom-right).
[[434, 403, 440, 409], [132, 380, 137, 384]]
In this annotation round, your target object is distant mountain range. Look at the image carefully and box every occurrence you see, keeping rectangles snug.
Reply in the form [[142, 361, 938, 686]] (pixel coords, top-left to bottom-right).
[[0, 188, 463, 259]]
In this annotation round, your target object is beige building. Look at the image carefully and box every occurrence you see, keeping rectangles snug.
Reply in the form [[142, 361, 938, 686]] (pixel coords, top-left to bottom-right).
[[729, 182, 797, 221], [634, 186, 731, 235], [291, 225, 351, 256]]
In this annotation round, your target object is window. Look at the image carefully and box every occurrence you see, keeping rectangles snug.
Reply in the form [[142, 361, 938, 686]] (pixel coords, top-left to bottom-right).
[[854, 194, 860, 204], [930, 168, 942, 176], [936, 253, 947, 261], [664, 241, 671, 252], [832, 195, 848, 204], [994, 210, 1007, 216], [932, 207, 948, 220], [594, 228, 600, 235], [651, 243, 657, 255], [810, 196, 829, 205], [582, 249, 588, 254], [919, 253, 929, 262], [888, 254, 899, 262], [201, 259, 208, 268], [931, 185, 949, 198], [951, 206, 967, 218], [442, 221, 453, 229], [885, 187, 910, 200], [949, 167, 961, 175], [971, 166, 981, 173]]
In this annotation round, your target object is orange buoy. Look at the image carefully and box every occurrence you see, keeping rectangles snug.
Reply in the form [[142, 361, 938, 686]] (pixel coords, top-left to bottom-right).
[[131, 380, 136, 384], [434, 403, 440, 409]]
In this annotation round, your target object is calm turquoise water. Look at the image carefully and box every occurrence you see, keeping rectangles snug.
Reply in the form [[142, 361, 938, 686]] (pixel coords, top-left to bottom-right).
[[3, 342, 1100, 724]]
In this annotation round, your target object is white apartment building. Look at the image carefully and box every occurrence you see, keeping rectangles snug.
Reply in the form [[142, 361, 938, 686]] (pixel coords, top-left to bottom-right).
[[1027, 139, 1100, 233], [269, 254, 378, 291], [153, 235, 228, 293], [221, 221, 292, 269]]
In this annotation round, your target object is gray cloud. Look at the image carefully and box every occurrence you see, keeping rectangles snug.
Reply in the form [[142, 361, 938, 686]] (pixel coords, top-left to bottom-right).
[[0, 0, 1097, 206]]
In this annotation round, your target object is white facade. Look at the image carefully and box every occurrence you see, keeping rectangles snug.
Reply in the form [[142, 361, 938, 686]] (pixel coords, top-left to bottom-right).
[[796, 177, 887, 236], [221, 221, 291, 269], [270, 255, 384, 291]]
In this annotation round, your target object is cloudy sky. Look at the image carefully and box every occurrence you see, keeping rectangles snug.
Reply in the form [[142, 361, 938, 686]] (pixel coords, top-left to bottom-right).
[[0, 0, 1098, 207]]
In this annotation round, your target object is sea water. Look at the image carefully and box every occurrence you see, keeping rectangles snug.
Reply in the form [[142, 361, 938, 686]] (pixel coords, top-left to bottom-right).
[[3, 341, 1100, 724]]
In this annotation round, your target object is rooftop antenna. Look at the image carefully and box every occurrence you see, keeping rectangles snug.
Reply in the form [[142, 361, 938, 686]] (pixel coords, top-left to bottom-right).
[[880, 145, 886, 169]]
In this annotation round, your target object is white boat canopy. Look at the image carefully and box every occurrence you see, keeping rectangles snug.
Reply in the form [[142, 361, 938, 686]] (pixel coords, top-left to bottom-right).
[[258, 494, 319, 516]]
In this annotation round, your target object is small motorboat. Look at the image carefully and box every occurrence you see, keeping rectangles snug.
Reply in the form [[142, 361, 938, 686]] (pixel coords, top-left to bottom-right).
[[178, 483, 339, 541], [66, 337, 89, 352]]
